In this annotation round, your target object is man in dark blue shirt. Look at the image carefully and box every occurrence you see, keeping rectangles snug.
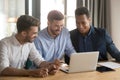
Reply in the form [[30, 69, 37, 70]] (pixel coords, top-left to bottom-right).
[[65, 7, 120, 64]]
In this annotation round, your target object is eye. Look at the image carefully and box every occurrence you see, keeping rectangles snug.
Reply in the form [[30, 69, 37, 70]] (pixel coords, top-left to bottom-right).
[[81, 22, 87, 25]]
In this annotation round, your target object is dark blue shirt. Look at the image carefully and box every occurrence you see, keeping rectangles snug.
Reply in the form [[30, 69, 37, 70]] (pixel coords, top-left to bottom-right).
[[78, 27, 93, 52], [65, 26, 120, 64], [67, 26, 120, 62]]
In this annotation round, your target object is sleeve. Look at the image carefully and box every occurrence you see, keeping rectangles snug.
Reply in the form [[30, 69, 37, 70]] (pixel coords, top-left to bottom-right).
[[29, 43, 45, 67], [105, 31, 120, 61], [0, 41, 9, 74], [65, 29, 76, 57]]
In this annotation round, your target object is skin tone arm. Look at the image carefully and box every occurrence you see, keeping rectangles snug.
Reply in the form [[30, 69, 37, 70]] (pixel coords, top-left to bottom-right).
[[0, 60, 61, 77], [0, 67, 48, 77]]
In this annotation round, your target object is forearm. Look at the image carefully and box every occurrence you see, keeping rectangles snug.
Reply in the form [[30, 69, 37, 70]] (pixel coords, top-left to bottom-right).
[[1, 67, 30, 76], [1, 67, 48, 77]]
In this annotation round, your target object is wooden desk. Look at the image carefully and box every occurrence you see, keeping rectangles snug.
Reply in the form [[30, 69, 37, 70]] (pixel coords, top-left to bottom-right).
[[0, 68, 120, 80]]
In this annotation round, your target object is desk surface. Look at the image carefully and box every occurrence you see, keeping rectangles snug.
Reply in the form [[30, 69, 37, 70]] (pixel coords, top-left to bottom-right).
[[0, 68, 120, 80]]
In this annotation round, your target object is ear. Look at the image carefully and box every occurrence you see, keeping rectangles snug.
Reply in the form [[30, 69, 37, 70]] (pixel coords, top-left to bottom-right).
[[88, 17, 92, 25], [21, 31, 27, 37], [88, 17, 91, 22]]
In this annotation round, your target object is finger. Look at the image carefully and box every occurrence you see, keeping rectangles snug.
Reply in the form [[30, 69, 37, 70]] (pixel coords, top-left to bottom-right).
[[49, 70, 58, 75], [43, 68, 48, 72], [54, 59, 60, 64], [54, 59, 61, 67], [44, 69, 49, 76], [40, 71, 48, 77], [41, 74, 47, 78], [44, 69, 48, 75], [44, 73, 48, 77]]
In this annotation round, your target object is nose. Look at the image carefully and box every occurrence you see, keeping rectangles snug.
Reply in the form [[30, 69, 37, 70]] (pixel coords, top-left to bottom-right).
[[34, 33, 38, 38], [78, 23, 83, 28]]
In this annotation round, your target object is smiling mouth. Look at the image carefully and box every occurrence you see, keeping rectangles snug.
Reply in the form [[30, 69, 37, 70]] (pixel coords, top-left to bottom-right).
[[55, 30, 61, 33], [79, 29, 84, 31]]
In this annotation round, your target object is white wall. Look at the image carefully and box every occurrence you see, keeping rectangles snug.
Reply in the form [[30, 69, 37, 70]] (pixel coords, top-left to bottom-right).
[[0, 0, 25, 40], [110, 0, 120, 49], [0, 14, 7, 40]]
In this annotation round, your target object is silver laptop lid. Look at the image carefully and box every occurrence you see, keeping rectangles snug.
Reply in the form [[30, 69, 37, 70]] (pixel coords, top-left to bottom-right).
[[69, 51, 99, 73]]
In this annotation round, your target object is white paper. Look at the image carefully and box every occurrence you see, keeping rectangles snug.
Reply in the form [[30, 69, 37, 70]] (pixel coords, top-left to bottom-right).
[[98, 61, 120, 69]]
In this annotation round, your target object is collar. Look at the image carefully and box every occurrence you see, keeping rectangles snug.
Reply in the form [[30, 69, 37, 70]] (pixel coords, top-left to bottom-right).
[[88, 26, 95, 36], [45, 27, 55, 39], [12, 33, 22, 46], [12, 33, 29, 46], [79, 26, 95, 37]]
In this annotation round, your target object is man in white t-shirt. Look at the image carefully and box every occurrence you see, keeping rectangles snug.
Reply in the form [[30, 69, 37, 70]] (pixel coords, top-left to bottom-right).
[[0, 15, 60, 77]]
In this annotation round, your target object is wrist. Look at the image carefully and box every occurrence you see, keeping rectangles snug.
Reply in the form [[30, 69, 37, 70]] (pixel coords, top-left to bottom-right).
[[39, 61, 50, 68], [25, 70, 33, 76]]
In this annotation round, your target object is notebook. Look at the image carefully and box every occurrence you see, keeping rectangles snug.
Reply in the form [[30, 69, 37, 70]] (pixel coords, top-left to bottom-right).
[[60, 51, 99, 73]]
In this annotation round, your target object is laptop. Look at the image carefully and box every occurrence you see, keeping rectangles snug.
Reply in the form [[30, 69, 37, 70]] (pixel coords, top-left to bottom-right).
[[60, 51, 99, 73]]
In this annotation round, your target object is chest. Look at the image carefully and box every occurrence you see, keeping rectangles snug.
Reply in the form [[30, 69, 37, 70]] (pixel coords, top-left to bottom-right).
[[7, 44, 30, 66]]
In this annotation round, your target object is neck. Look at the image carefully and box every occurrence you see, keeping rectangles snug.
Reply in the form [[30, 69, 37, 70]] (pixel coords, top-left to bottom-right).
[[81, 33, 88, 36], [15, 33, 25, 44]]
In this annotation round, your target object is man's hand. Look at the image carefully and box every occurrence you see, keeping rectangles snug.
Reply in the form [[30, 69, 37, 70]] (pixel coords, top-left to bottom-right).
[[48, 59, 61, 75], [29, 68, 48, 77], [39, 59, 61, 75]]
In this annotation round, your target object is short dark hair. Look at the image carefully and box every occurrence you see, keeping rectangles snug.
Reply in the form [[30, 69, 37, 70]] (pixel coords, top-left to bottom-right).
[[17, 15, 40, 33], [75, 7, 90, 18], [47, 10, 64, 22]]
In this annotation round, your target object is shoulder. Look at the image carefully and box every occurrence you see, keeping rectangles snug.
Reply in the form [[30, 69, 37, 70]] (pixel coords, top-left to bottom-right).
[[70, 29, 78, 32], [62, 27, 69, 32], [60, 27, 70, 36], [0, 36, 13, 44], [92, 27, 106, 36], [38, 28, 47, 35], [70, 29, 78, 36], [27, 42, 36, 49], [91, 27, 109, 41], [0, 36, 14, 49], [94, 27, 106, 33], [35, 28, 47, 40]]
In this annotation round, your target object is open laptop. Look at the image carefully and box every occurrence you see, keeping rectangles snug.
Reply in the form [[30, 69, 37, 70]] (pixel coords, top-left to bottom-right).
[[60, 51, 99, 73]]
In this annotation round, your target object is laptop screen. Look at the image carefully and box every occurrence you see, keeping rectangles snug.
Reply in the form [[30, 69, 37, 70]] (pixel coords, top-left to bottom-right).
[[60, 51, 99, 73]]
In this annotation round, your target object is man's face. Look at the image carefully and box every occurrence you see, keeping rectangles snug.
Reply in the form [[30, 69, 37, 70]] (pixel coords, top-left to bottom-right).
[[48, 20, 64, 37], [24, 26, 38, 43], [76, 14, 91, 36]]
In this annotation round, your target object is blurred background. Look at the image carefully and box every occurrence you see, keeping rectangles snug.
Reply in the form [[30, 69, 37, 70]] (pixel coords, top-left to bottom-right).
[[0, 0, 120, 49]]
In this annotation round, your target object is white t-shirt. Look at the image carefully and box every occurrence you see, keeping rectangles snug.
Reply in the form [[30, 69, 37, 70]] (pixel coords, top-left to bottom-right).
[[0, 34, 44, 73]]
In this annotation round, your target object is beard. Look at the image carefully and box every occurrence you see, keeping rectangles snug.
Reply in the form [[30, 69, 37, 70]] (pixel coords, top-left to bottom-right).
[[24, 36, 34, 43], [52, 30, 61, 36], [50, 28, 61, 37]]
